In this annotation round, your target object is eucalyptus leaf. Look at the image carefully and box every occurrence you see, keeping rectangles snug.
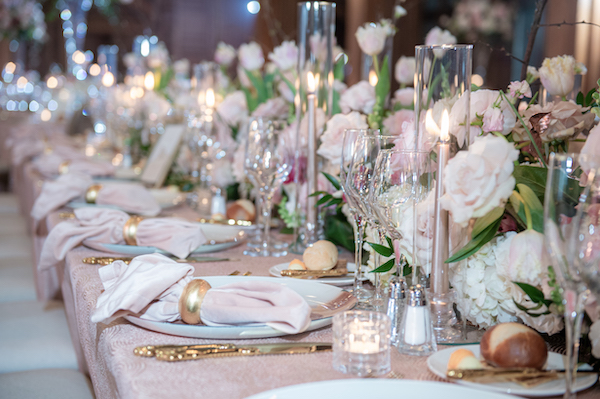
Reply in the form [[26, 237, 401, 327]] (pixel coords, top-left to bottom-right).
[[367, 242, 394, 258], [371, 258, 395, 273], [322, 172, 342, 191]]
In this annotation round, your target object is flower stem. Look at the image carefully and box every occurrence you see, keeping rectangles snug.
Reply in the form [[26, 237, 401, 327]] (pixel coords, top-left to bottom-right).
[[512, 190, 533, 230], [500, 91, 547, 168]]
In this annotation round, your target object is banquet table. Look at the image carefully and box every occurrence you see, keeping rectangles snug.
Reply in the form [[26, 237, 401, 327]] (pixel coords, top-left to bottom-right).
[[3, 119, 599, 399]]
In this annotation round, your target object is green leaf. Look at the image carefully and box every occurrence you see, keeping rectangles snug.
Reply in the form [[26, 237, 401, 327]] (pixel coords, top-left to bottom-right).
[[386, 236, 393, 248], [334, 57, 345, 81], [403, 265, 413, 276], [585, 88, 596, 107], [308, 191, 328, 197], [241, 86, 258, 113], [577, 91, 585, 106], [367, 242, 394, 257], [322, 172, 342, 191], [513, 282, 546, 303], [513, 165, 547, 203], [316, 195, 333, 206], [278, 71, 296, 98], [324, 212, 354, 252], [244, 69, 268, 105], [371, 258, 395, 273], [516, 183, 544, 233], [472, 207, 504, 238], [374, 55, 391, 106], [446, 217, 502, 263]]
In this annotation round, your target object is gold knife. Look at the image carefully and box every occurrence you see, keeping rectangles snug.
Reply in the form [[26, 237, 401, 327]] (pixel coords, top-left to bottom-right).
[[134, 342, 332, 362], [447, 368, 598, 380], [281, 269, 349, 277], [82, 256, 238, 265]]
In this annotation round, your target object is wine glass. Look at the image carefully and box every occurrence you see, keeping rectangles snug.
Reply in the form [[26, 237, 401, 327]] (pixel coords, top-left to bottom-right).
[[345, 131, 401, 310], [341, 129, 372, 303], [544, 152, 600, 399], [370, 149, 432, 283], [243, 117, 292, 257]]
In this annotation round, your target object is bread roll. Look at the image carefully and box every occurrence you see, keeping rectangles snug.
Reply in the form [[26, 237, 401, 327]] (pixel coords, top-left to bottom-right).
[[480, 322, 547, 369], [303, 240, 338, 270], [447, 349, 483, 370], [288, 259, 306, 270], [226, 199, 256, 222]]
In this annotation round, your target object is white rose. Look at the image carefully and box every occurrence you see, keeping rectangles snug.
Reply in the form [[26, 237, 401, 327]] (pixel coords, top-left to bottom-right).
[[425, 26, 457, 46], [355, 22, 388, 56], [317, 112, 368, 166], [217, 91, 248, 127], [268, 40, 298, 72], [394, 56, 415, 85], [214, 42, 236, 66], [539, 55, 577, 97], [441, 135, 518, 226], [338, 80, 376, 114], [238, 42, 264, 71]]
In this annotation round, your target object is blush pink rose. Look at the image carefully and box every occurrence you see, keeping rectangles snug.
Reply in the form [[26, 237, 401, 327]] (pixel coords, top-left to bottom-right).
[[268, 41, 298, 71], [214, 42, 236, 66], [317, 112, 368, 166], [238, 42, 264, 71], [393, 87, 414, 108], [339, 80, 376, 114], [508, 80, 532, 99], [251, 97, 289, 120], [355, 22, 387, 56], [394, 56, 415, 85], [217, 91, 248, 127], [482, 107, 504, 132]]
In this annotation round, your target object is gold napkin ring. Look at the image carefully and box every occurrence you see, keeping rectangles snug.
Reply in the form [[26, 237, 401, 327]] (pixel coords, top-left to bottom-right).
[[58, 161, 70, 174], [85, 184, 103, 204], [122, 216, 144, 246], [179, 279, 212, 324]]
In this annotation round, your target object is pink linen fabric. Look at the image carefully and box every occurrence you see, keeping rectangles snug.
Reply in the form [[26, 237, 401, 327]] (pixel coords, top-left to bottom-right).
[[38, 208, 207, 271], [90, 254, 311, 334], [32, 152, 115, 178], [201, 280, 312, 333], [91, 254, 195, 324], [31, 179, 161, 224]]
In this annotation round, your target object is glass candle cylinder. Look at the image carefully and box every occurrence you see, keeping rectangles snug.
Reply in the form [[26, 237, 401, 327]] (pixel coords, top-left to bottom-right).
[[333, 310, 391, 377], [291, 1, 336, 253]]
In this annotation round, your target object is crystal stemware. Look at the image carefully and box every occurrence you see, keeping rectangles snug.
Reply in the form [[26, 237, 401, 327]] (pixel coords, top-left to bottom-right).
[[243, 117, 292, 257], [544, 152, 600, 399]]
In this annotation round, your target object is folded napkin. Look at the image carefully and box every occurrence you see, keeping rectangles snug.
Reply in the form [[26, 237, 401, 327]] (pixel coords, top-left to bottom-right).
[[90, 254, 312, 334], [38, 208, 207, 271], [32, 152, 115, 178], [31, 176, 162, 223]]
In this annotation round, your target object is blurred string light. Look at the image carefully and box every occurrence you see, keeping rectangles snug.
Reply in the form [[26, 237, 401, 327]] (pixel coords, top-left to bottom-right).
[[471, 74, 484, 87], [47, 76, 58, 89], [89, 63, 101, 76], [101, 71, 115, 87], [41, 109, 52, 121], [247, 1, 260, 14]]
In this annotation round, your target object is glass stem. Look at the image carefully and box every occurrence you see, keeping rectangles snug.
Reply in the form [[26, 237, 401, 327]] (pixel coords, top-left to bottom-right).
[[374, 227, 386, 304], [563, 288, 587, 399], [262, 192, 272, 255], [353, 212, 365, 292]]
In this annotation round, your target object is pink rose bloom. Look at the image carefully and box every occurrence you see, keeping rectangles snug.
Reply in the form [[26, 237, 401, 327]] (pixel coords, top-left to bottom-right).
[[394, 56, 415, 85], [317, 112, 368, 166], [393, 87, 414, 108], [497, 229, 544, 285], [238, 42, 264, 71], [582, 124, 600, 159], [425, 26, 457, 46], [339, 80, 376, 114], [251, 97, 289, 120], [217, 91, 248, 127], [382, 109, 413, 136], [508, 80, 532, 99], [482, 107, 504, 132], [268, 41, 298, 71], [214, 42, 236, 66], [355, 22, 388, 56], [297, 108, 327, 148], [441, 135, 518, 226], [539, 55, 577, 97]]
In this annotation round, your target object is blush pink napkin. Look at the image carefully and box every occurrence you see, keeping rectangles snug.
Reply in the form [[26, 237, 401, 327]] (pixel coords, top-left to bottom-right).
[[31, 177, 162, 223], [90, 254, 312, 334], [32, 152, 115, 178], [38, 208, 207, 271]]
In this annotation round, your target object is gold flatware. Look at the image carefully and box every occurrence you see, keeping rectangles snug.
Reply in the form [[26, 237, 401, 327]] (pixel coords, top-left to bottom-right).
[[447, 368, 598, 387], [82, 256, 239, 266], [281, 268, 349, 278], [229, 270, 241, 275], [134, 342, 332, 362], [242, 271, 252, 276], [59, 212, 75, 219], [197, 217, 253, 227]]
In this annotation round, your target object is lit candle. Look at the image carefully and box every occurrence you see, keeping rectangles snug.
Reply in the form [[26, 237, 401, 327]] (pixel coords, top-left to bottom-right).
[[144, 71, 155, 91], [431, 109, 450, 295], [101, 71, 115, 87], [306, 71, 318, 236]]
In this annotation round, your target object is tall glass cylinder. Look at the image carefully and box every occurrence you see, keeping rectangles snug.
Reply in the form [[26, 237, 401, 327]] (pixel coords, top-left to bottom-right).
[[292, 1, 336, 253], [414, 44, 473, 343]]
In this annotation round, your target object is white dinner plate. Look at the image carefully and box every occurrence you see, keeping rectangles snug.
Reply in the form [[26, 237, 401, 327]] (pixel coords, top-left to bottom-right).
[[244, 379, 515, 399], [269, 262, 366, 286], [427, 344, 598, 397], [83, 224, 246, 256], [125, 276, 354, 339], [68, 187, 186, 211]]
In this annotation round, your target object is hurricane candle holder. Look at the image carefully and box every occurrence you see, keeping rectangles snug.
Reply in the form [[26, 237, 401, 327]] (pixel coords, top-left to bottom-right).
[[414, 44, 473, 343], [292, 1, 336, 253]]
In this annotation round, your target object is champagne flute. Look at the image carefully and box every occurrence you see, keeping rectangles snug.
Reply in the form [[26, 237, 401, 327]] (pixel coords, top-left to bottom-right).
[[544, 152, 600, 399], [243, 117, 292, 257], [345, 132, 401, 310]]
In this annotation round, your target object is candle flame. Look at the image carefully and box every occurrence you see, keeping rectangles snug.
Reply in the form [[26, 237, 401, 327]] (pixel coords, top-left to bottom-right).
[[206, 88, 215, 108], [101, 71, 115, 87], [369, 70, 378, 86], [144, 71, 155, 91], [307, 71, 318, 93], [425, 109, 440, 136], [441, 109, 450, 143]]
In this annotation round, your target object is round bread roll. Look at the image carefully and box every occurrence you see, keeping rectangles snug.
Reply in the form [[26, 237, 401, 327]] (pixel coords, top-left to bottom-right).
[[447, 349, 482, 370], [226, 199, 256, 222], [303, 240, 338, 270], [480, 322, 548, 369], [288, 259, 306, 270]]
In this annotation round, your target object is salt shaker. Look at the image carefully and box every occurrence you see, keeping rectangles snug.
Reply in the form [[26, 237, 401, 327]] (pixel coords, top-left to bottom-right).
[[210, 187, 227, 219], [397, 284, 437, 356], [386, 277, 405, 346]]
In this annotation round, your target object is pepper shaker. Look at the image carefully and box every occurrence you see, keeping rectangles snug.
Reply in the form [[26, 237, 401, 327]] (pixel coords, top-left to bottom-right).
[[397, 284, 437, 356], [386, 277, 405, 346]]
